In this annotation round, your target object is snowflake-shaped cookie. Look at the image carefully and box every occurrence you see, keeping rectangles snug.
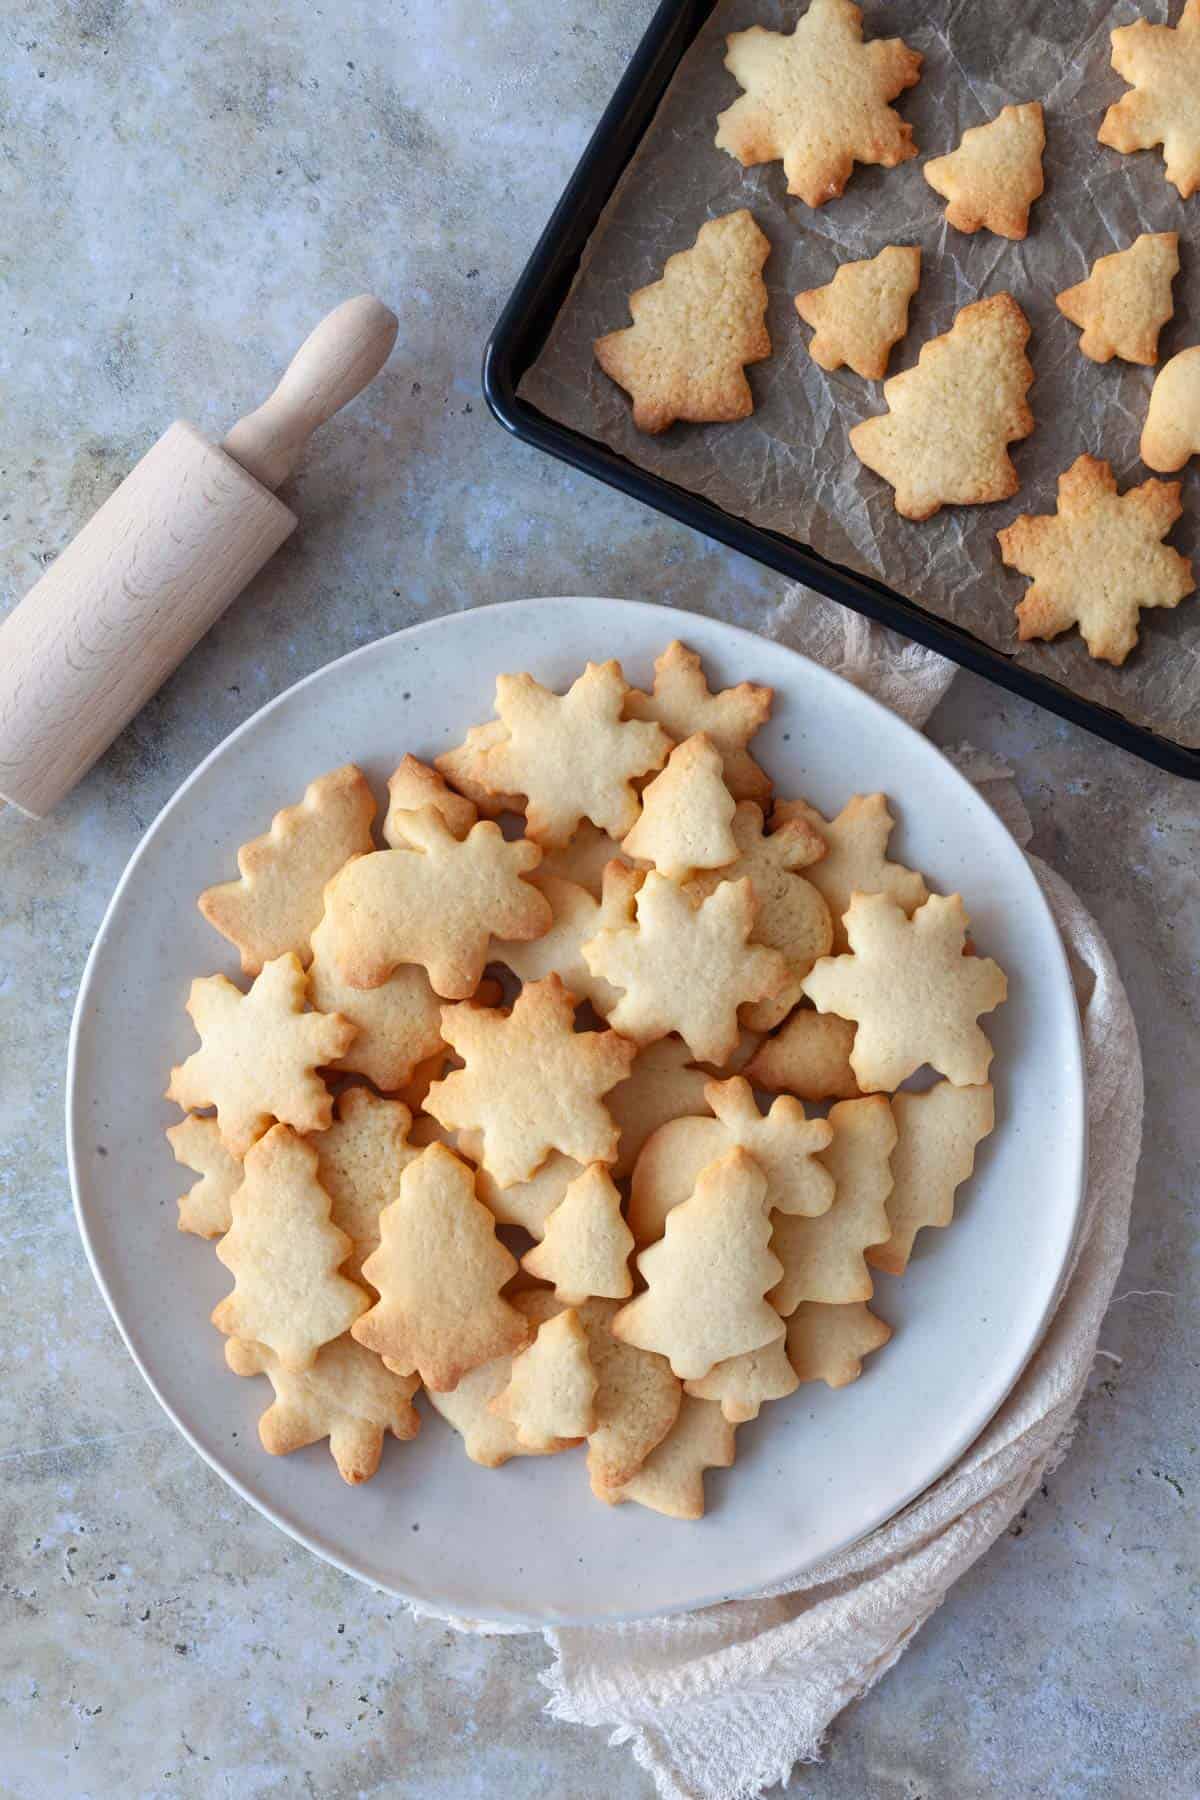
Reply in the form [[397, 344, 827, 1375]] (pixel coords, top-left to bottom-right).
[[1098, 0, 1200, 198], [715, 0, 922, 206], [479, 661, 671, 847], [998, 454, 1194, 666], [425, 974, 637, 1188], [802, 892, 1008, 1091], [583, 871, 788, 1065], [624, 640, 772, 801], [166, 952, 355, 1156]]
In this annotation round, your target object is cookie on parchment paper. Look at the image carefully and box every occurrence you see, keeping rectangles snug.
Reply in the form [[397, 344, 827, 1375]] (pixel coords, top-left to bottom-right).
[[1098, 0, 1200, 199], [715, 0, 921, 207], [1056, 233, 1179, 367], [848, 294, 1035, 522], [1141, 346, 1200, 473], [997, 454, 1194, 666], [594, 210, 772, 435], [923, 102, 1045, 240], [795, 245, 921, 381]]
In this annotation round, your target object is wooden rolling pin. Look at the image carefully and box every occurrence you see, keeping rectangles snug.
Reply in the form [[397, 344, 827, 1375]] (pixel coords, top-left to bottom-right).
[[0, 295, 398, 817]]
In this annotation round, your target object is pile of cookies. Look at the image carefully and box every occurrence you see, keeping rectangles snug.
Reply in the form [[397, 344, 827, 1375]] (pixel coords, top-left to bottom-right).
[[593, 0, 1200, 668], [165, 642, 1007, 1520]]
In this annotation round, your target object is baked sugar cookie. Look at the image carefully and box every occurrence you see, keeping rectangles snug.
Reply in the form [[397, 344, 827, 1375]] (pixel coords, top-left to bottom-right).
[[795, 245, 921, 380], [923, 103, 1045, 240]]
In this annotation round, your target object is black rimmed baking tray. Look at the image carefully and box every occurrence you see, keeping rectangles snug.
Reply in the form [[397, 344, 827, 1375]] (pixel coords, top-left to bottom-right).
[[482, 0, 1199, 781]]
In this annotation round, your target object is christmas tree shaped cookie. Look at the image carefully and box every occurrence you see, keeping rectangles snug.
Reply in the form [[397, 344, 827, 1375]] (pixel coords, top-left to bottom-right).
[[786, 1300, 892, 1387], [622, 734, 738, 881], [795, 245, 921, 380], [198, 764, 376, 974], [352, 1143, 529, 1391], [166, 952, 356, 1156], [923, 102, 1045, 240], [770, 1095, 896, 1312], [849, 294, 1035, 521], [715, 0, 922, 207], [998, 454, 1194, 665], [684, 1337, 799, 1423], [868, 1081, 994, 1275], [1098, 0, 1200, 198], [320, 810, 551, 997], [625, 641, 772, 802], [166, 1114, 241, 1239], [426, 976, 636, 1189], [211, 1125, 369, 1370], [803, 893, 1008, 1091], [521, 1164, 635, 1304], [488, 1309, 598, 1451], [614, 1147, 784, 1381], [1056, 233, 1179, 366], [608, 1394, 736, 1520], [594, 210, 772, 435], [226, 1335, 420, 1485]]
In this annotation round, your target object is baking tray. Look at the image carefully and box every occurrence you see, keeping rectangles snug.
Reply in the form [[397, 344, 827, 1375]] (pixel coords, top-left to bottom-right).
[[482, 0, 1199, 781]]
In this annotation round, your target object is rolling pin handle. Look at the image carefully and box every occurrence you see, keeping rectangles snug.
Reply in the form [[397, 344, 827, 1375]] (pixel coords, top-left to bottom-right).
[[222, 295, 399, 491]]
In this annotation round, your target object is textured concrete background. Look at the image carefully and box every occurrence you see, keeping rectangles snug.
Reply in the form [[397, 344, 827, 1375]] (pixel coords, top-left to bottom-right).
[[0, 3, 1196, 1796]]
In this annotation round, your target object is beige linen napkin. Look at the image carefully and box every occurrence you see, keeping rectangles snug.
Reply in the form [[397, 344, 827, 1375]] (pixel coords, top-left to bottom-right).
[[531, 586, 1142, 1799]]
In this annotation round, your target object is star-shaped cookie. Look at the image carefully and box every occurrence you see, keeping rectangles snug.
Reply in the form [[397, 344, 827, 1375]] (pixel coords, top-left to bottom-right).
[[997, 454, 1194, 666], [1098, 0, 1200, 198], [166, 952, 355, 1156], [687, 800, 831, 1030], [480, 662, 671, 847], [425, 975, 637, 1189], [624, 641, 772, 801], [583, 871, 789, 1066], [715, 0, 922, 207], [802, 893, 1008, 1091]]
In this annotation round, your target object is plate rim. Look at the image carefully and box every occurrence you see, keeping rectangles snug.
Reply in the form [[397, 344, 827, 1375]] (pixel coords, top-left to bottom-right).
[[66, 595, 1087, 1627]]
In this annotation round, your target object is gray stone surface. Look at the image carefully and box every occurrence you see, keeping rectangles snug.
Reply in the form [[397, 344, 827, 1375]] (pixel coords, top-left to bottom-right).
[[0, 3, 1195, 1797]]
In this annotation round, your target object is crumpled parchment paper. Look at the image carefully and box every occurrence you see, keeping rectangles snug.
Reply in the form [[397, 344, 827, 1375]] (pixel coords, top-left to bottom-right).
[[519, 0, 1199, 749]]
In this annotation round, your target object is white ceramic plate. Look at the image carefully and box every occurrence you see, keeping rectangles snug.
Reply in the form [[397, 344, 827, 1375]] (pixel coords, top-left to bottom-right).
[[68, 598, 1085, 1627]]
